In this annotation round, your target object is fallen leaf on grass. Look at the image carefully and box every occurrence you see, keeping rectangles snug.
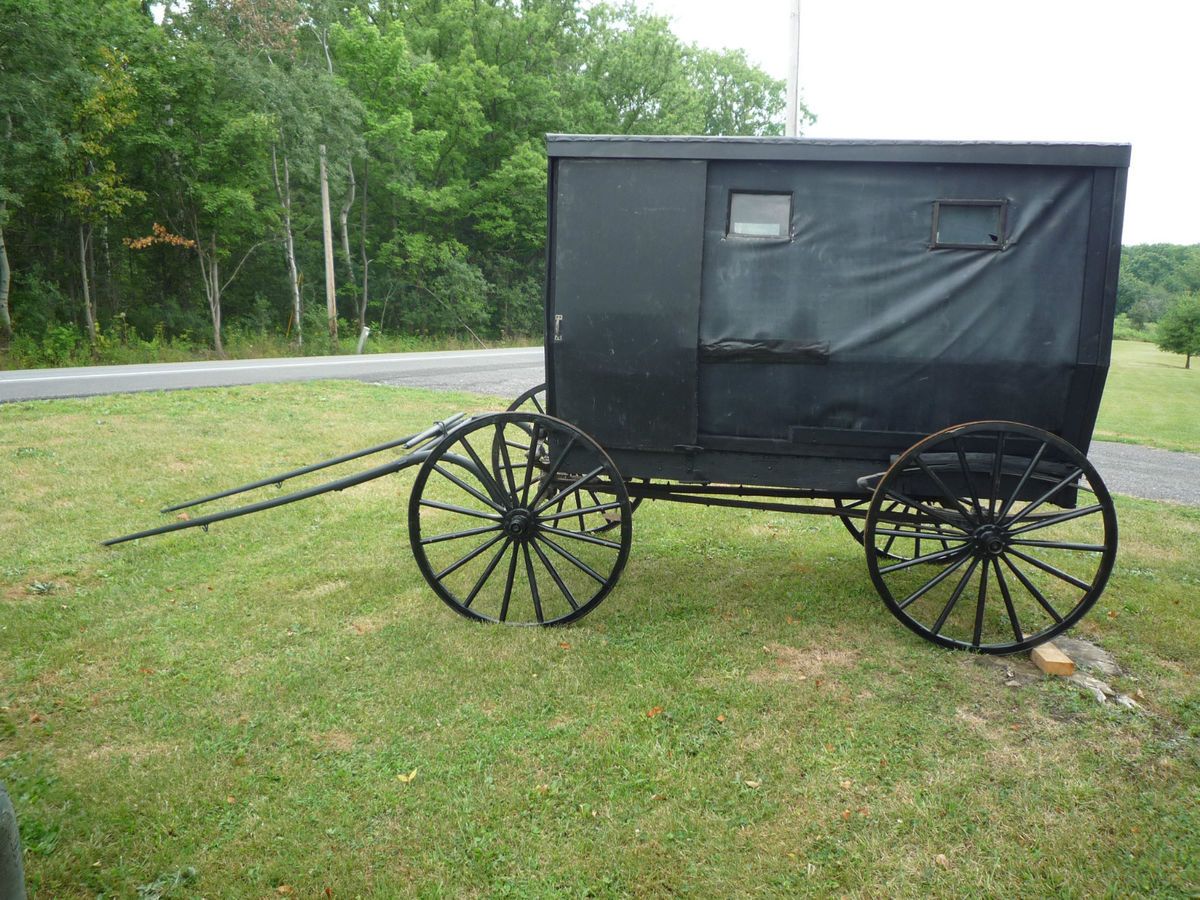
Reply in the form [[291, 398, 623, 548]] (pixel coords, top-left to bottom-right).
[[841, 809, 851, 821], [176, 512, 190, 522], [646, 706, 664, 718], [744, 780, 761, 789], [276, 886, 294, 895], [225, 796, 236, 805], [934, 853, 952, 870], [839, 780, 852, 790], [139, 667, 156, 675], [716, 714, 726, 724], [396, 769, 418, 783], [559, 642, 571, 650]]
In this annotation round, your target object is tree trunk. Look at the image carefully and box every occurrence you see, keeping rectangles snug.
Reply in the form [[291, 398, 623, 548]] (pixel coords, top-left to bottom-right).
[[272, 144, 303, 347], [359, 156, 370, 332], [0, 113, 14, 346], [1187, 353, 1192, 370], [79, 222, 98, 345], [102, 223, 117, 318], [195, 230, 225, 358], [319, 144, 338, 349], [0, 213, 12, 347], [339, 160, 361, 331]]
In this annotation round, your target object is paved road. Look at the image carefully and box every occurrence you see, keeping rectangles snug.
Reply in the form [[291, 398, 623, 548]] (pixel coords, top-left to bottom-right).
[[0, 347, 543, 404], [3, 350, 1198, 506]]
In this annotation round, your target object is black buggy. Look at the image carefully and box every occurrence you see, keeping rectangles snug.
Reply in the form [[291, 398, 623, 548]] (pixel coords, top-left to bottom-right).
[[109, 135, 1130, 655]]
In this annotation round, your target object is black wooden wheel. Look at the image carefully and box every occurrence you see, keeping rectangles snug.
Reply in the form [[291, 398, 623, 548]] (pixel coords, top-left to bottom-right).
[[863, 421, 1117, 654], [503, 383, 642, 533], [409, 412, 632, 626], [835, 497, 960, 561]]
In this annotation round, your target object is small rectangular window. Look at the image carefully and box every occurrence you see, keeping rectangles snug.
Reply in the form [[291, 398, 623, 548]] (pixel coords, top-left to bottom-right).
[[931, 200, 1007, 250], [728, 192, 791, 239]]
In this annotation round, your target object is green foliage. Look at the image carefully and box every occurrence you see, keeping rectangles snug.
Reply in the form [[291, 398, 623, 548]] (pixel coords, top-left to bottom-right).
[[1118, 244, 1200, 325], [1154, 294, 1200, 368], [1112, 313, 1156, 342], [0, 0, 795, 355]]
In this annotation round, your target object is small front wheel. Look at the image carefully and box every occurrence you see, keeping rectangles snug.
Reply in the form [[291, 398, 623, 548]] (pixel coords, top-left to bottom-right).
[[410, 412, 632, 626]]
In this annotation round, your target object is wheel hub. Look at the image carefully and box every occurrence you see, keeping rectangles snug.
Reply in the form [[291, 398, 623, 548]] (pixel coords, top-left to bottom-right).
[[503, 509, 536, 541], [972, 523, 1008, 557]]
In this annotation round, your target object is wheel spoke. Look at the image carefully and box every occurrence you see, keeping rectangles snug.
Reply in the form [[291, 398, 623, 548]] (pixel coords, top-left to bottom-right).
[[534, 466, 605, 515], [882, 487, 970, 532], [1006, 548, 1092, 591], [418, 499, 502, 521], [1000, 555, 1064, 623], [495, 423, 519, 500], [538, 501, 622, 523], [528, 435, 578, 508], [522, 543, 544, 624], [972, 555, 989, 647], [878, 544, 968, 575], [456, 435, 508, 506], [519, 424, 542, 506], [1007, 504, 1104, 536], [1005, 467, 1085, 528], [530, 393, 544, 413], [913, 456, 975, 523], [498, 542, 520, 622], [420, 523, 503, 546], [433, 464, 506, 514], [931, 557, 980, 635], [954, 438, 985, 521], [538, 535, 607, 585], [872, 527, 970, 542], [531, 538, 579, 611], [573, 487, 587, 532], [1009, 539, 1107, 552], [988, 431, 1007, 517], [463, 538, 512, 608], [997, 441, 1047, 521], [895, 552, 971, 610], [537, 523, 623, 550], [435, 531, 507, 581], [992, 558, 1023, 643]]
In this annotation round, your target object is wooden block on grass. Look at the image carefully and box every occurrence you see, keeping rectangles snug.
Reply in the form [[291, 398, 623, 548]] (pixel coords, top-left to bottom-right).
[[1031, 641, 1076, 676]]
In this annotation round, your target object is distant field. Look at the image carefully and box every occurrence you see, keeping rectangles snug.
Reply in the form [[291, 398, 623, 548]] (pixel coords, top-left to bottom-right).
[[1096, 340, 1200, 453], [1, 382, 1197, 896]]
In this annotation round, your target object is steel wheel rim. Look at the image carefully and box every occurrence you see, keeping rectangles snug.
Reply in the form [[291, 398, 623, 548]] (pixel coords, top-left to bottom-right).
[[864, 421, 1117, 654], [410, 412, 631, 626]]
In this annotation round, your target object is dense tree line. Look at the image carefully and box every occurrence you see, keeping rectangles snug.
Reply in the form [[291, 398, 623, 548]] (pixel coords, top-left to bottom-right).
[[0, 0, 802, 359], [1117, 244, 1200, 327]]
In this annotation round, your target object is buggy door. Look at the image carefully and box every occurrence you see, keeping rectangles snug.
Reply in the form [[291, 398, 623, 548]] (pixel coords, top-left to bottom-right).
[[549, 158, 706, 451]]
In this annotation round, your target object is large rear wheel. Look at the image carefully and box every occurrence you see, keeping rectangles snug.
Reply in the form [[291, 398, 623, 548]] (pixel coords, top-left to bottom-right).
[[863, 421, 1117, 654]]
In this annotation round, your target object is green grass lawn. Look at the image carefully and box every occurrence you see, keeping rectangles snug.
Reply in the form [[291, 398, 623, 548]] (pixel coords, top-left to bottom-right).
[[1096, 340, 1200, 453], [2, 382, 1199, 897]]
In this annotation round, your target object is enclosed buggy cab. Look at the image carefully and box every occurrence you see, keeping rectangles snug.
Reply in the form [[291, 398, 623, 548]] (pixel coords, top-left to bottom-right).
[[545, 135, 1128, 492]]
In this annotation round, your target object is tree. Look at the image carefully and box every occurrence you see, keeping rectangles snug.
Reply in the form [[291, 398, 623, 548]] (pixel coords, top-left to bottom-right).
[[62, 48, 145, 344], [1155, 295, 1200, 369]]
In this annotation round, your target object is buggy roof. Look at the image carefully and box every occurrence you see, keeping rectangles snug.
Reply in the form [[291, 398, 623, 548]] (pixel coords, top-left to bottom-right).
[[546, 134, 1131, 168]]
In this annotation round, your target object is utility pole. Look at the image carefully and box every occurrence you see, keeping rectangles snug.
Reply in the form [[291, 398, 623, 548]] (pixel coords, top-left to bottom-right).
[[319, 144, 338, 349], [785, 0, 802, 137]]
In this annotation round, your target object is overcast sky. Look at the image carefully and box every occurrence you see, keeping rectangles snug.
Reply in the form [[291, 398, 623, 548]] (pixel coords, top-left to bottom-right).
[[643, 0, 1198, 245]]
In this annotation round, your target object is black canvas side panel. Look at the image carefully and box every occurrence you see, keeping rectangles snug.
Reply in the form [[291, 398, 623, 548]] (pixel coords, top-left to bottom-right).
[[698, 161, 1094, 440], [550, 158, 706, 450]]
